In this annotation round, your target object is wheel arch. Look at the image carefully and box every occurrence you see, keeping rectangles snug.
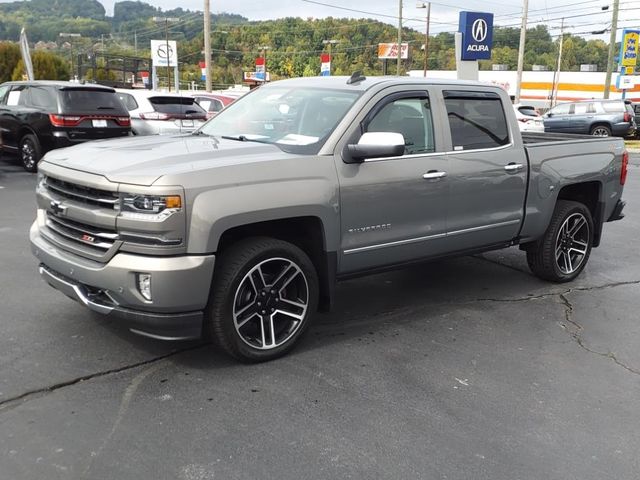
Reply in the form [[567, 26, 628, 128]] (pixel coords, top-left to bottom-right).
[[216, 216, 336, 312], [556, 181, 603, 246], [589, 122, 612, 135]]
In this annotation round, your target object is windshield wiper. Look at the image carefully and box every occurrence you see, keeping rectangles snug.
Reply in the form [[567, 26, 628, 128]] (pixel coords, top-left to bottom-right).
[[221, 135, 266, 143], [191, 130, 210, 136]]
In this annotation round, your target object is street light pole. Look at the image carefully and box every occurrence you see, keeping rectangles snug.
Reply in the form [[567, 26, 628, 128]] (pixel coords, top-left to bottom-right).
[[322, 39, 338, 74], [604, 0, 620, 99], [153, 17, 179, 91], [515, 0, 529, 104], [417, 2, 431, 78], [204, 0, 212, 92], [259, 46, 270, 81], [397, 0, 403, 76]]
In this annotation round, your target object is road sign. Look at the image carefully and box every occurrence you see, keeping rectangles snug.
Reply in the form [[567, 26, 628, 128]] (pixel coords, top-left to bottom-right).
[[459, 11, 494, 61], [620, 29, 639, 67], [151, 40, 178, 67]]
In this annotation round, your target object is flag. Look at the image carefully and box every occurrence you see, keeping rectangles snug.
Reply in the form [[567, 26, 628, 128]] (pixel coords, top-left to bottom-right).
[[20, 28, 34, 81], [320, 54, 331, 76]]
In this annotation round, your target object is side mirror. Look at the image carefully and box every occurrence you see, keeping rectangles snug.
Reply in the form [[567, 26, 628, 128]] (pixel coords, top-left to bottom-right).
[[545, 112, 553, 118], [344, 132, 405, 164]]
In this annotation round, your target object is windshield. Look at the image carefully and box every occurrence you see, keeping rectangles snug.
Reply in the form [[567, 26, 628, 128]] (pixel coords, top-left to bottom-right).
[[59, 89, 127, 114], [198, 86, 362, 154]]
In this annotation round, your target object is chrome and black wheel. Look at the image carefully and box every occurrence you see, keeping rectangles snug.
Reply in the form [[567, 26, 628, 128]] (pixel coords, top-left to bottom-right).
[[20, 134, 42, 173], [527, 200, 594, 282], [207, 237, 318, 362], [590, 125, 611, 137]]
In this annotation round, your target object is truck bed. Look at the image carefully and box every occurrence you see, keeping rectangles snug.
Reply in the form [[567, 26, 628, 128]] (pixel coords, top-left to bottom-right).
[[521, 131, 609, 145]]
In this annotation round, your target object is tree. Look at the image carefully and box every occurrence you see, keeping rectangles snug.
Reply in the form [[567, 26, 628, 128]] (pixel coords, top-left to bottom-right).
[[0, 41, 21, 82], [11, 50, 69, 80]]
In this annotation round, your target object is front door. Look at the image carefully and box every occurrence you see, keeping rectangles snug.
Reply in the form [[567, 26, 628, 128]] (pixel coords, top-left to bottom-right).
[[336, 90, 450, 274]]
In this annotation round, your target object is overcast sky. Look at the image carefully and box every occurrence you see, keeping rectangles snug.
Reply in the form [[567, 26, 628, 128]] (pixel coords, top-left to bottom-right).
[[2, 0, 635, 41]]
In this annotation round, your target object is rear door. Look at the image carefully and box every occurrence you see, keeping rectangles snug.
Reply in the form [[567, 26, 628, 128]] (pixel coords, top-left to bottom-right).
[[440, 88, 527, 251], [571, 102, 594, 134], [0, 84, 28, 151]]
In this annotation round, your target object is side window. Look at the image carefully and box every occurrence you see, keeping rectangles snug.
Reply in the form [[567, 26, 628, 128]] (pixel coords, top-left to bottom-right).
[[29, 87, 57, 110], [0, 85, 10, 105], [574, 103, 588, 115], [586, 103, 596, 114], [6, 86, 26, 106], [365, 96, 435, 155], [444, 91, 509, 151], [116, 93, 138, 111], [211, 99, 224, 112], [551, 103, 571, 115], [196, 97, 212, 112]]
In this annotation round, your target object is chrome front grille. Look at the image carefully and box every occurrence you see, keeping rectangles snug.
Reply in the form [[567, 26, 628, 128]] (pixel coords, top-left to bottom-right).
[[45, 176, 119, 209]]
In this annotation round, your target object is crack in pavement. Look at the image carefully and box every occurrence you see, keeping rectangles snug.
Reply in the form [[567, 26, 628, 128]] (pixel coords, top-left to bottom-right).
[[0, 343, 207, 413]]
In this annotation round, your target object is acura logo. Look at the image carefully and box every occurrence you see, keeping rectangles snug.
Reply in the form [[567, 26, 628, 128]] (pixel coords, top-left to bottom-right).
[[471, 19, 488, 42]]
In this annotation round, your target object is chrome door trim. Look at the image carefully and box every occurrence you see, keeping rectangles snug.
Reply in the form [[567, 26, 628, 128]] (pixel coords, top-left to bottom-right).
[[343, 219, 520, 255], [344, 232, 447, 255]]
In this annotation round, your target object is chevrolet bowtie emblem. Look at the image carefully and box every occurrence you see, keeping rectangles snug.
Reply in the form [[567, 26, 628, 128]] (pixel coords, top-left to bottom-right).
[[49, 201, 67, 216]]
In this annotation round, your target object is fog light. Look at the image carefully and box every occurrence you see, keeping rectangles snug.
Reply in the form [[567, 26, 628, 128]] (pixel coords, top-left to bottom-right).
[[137, 273, 152, 301]]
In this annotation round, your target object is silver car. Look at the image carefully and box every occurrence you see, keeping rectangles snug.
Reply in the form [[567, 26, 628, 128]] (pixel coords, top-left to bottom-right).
[[115, 89, 207, 136], [543, 99, 636, 137]]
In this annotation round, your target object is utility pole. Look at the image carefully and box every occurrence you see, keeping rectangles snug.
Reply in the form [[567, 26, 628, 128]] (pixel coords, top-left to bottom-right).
[[322, 39, 338, 74], [551, 18, 564, 109], [515, 0, 529, 104], [260, 46, 270, 81], [164, 19, 171, 92], [417, 2, 431, 78], [604, 0, 620, 99], [134, 31, 137, 56], [204, 0, 212, 91], [397, 0, 402, 76]]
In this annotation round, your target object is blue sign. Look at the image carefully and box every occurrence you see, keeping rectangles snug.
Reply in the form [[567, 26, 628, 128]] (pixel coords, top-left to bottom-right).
[[459, 11, 494, 61]]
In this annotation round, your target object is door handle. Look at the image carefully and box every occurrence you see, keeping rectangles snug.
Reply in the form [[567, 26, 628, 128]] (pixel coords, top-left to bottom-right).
[[504, 163, 524, 172], [423, 171, 447, 180]]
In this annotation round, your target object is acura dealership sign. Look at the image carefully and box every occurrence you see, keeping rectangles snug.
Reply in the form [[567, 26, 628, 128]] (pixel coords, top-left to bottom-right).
[[459, 11, 494, 61]]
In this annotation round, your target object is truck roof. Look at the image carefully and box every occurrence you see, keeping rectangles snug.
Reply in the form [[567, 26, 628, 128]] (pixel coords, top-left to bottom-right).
[[264, 75, 503, 92]]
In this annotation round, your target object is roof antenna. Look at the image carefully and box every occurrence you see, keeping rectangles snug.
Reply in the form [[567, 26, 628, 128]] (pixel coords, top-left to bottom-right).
[[346, 71, 366, 85]]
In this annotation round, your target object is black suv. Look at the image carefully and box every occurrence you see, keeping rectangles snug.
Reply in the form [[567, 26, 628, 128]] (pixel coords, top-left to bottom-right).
[[0, 81, 131, 172]]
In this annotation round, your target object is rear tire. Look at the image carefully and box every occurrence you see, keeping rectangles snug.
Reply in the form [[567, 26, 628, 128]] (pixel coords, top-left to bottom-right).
[[19, 134, 42, 173], [590, 125, 611, 137], [206, 237, 319, 362], [526, 200, 594, 282]]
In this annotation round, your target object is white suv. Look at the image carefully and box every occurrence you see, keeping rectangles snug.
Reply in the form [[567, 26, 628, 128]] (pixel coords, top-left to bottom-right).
[[115, 89, 207, 135]]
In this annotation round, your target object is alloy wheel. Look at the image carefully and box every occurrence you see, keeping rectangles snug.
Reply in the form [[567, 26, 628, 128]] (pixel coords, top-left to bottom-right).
[[554, 213, 590, 275], [21, 140, 36, 170], [591, 127, 610, 137], [232, 257, 309, 350]]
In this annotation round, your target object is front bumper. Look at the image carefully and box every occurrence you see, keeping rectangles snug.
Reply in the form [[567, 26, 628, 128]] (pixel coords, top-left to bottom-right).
[[31, 222, 215, 340]]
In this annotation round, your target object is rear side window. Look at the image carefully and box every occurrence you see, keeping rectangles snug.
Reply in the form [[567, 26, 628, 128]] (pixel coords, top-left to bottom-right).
[[0, 85, 10, 104], [6, 86, 26, 106], [444, 91, 509, 151], [116, 93, 139, 111], [59, 89, 126, 114], [149, 97, 206, 115], [28, 87, 57, 110], [601, 102, 624, 113]]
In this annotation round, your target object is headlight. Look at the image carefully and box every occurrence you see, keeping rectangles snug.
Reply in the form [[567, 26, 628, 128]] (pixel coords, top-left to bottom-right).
[[119, 194, 182, 220], [37, 172, 46, 190]]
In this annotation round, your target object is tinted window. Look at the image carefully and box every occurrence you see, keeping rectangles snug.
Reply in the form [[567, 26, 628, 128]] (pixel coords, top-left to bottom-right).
[[7, 86, 26, 106], [149, 97, 206, 115], [116, 92, 139, 111], [59, 89, 126, 114], [366, 96, 436, 155], [550, 103, 571, 115], [0, 85, 10, 104], [28, 87, 57, 110], [601, 102, 624, 113], [444, 91, 509, 151], [574, 103, 589, 115], [517, 106, 539, 117], [196, 97, 223, 112]]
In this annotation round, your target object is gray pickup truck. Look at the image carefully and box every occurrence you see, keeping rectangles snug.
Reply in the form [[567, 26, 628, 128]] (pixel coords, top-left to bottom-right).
[[30, 75, 628, 362]]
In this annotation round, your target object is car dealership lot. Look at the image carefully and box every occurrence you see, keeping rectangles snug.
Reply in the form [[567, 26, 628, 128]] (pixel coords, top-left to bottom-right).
[[1, 154, 640, 479]]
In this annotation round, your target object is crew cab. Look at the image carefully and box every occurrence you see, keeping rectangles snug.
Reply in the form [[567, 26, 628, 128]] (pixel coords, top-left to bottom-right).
[[30, 75, 628, 362]]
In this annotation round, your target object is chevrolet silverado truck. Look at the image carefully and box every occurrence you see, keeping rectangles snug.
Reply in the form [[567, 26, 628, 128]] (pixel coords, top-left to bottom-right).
[[30, 75, 628, 362]]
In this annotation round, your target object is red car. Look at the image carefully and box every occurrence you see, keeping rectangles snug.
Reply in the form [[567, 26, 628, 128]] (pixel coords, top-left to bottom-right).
[[191, 93, 237, 119]]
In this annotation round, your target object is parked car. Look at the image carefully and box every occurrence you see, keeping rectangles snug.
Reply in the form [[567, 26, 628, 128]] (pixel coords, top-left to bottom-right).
[[0, 81, 130, 172], [513, 104, 544, 132], [191, 93, 237, 119], [32, 76, 627, 362], [115, 89, 207, 135], [543, 99, 636, 137], [632, 103, 640, 138]]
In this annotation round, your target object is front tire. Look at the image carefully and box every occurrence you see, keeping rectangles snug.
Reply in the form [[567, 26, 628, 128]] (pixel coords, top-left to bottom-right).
[[527, 200, 594, 282], [19, 134, 42, 172], [206, 237, 319, 362]]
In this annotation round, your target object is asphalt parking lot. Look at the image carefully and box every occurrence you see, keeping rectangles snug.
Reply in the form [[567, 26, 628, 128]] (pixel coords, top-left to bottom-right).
[[1, 152, 640, 480]]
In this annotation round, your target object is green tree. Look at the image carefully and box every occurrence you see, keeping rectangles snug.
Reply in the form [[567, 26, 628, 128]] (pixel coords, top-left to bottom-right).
[[11, 50, 69, 80], [0, 41, 21, 82]]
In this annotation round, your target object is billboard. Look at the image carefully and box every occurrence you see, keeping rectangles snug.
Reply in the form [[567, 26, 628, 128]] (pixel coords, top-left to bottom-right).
[[150, 40, 178, 67], [459, 11, 494, 61], [377, 43, 409, 60], [619, 29, 639, 67]]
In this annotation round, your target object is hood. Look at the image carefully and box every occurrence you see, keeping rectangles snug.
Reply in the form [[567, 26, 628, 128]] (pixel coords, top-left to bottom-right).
[[41, 134, 288, 186]]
